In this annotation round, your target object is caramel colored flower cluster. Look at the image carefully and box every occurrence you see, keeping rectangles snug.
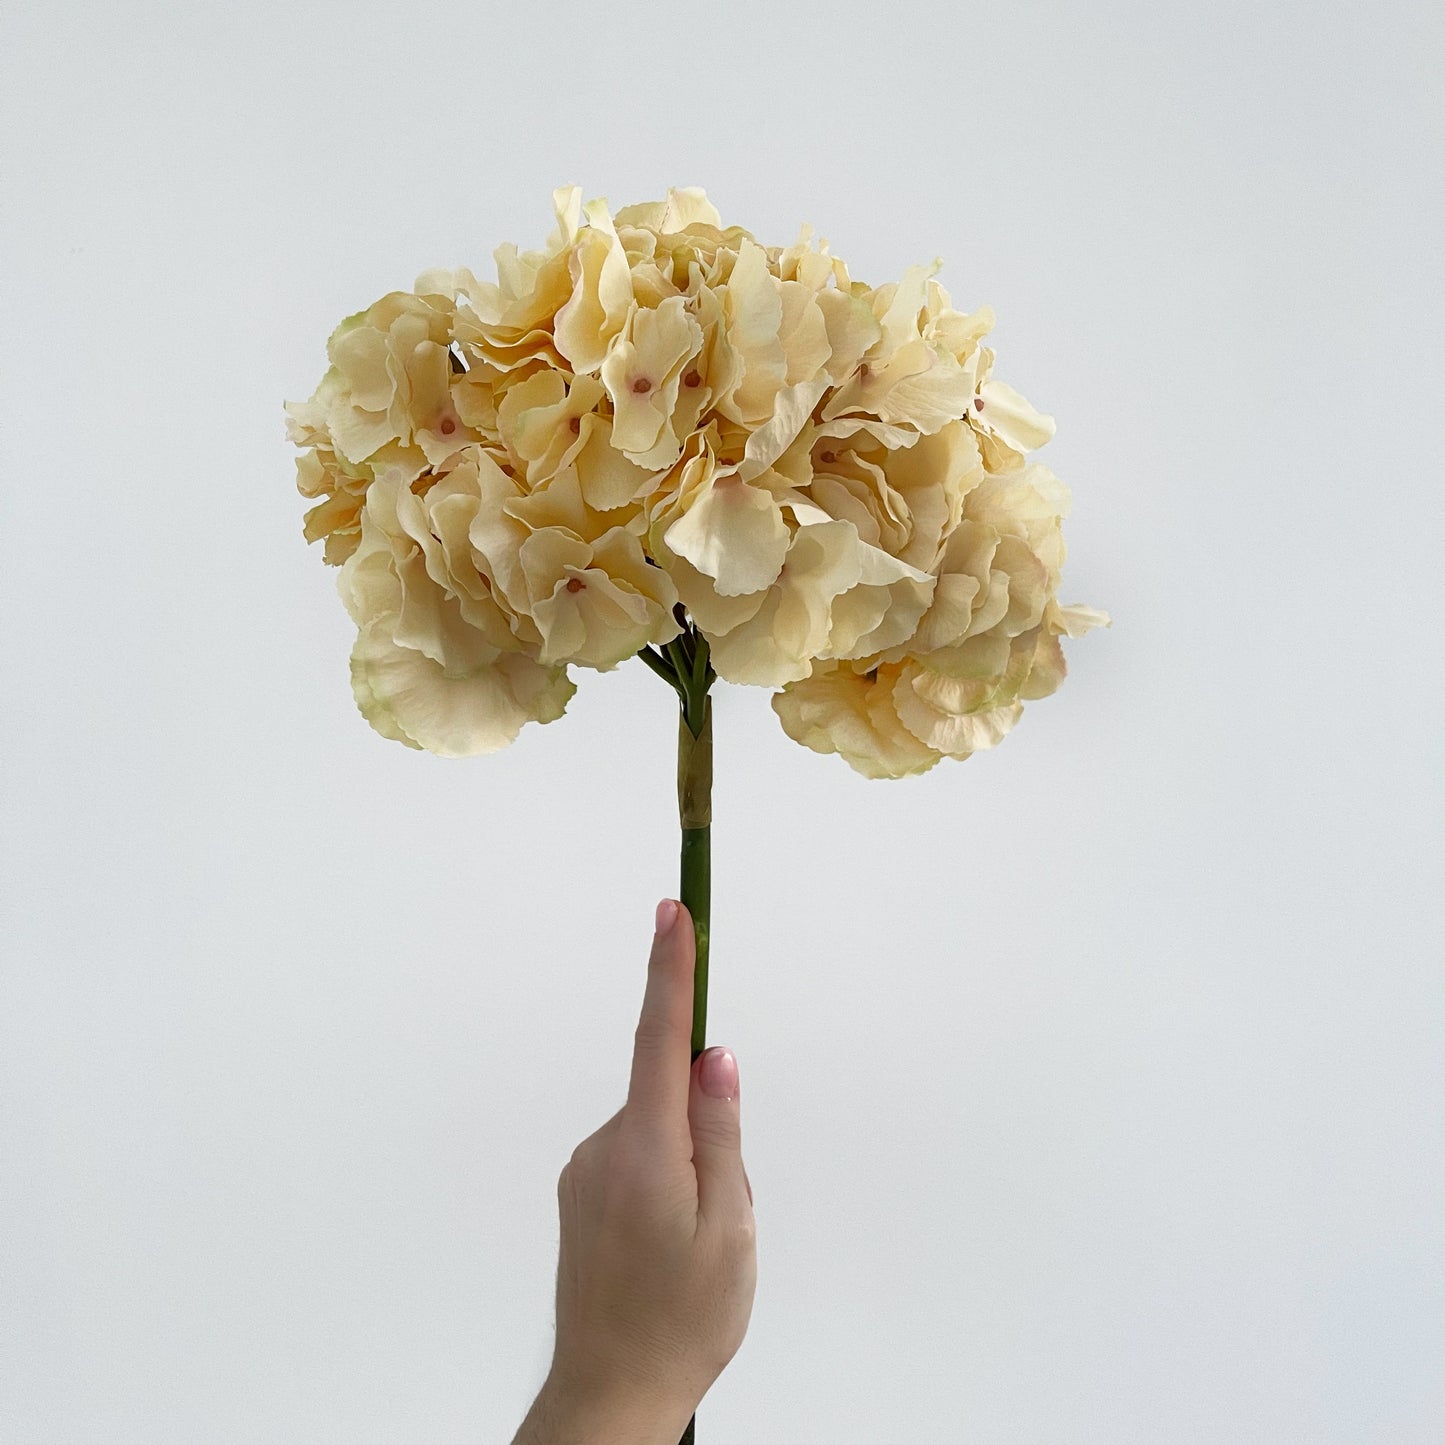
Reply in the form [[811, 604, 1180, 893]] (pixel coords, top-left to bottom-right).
[[286, 187, 1106, 775]]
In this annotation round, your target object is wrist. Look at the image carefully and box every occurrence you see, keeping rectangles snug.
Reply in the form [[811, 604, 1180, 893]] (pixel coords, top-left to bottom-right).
[[517, 1370, 693, 1445]]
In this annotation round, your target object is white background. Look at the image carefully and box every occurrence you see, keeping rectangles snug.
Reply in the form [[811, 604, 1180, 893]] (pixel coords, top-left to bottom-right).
[[3, 2, 1441, 1442]]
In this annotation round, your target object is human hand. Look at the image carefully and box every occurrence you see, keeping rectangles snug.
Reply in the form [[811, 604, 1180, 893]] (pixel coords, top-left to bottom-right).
[[517, 898, 757, 1444]]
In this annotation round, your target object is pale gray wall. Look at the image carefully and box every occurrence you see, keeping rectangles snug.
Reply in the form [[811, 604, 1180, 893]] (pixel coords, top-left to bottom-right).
[[2, 1, 1441, 1441]]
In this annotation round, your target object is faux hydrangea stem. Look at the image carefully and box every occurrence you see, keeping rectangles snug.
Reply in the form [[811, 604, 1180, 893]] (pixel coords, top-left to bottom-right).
[[675, 690, 712, 1445], [677, 698, 712, 1061]]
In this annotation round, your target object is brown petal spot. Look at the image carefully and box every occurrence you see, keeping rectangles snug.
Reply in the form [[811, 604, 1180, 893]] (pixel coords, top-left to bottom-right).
[[631, 377, 653, 395], [684, 370, 702, 388], [973, 397, 985, 411], [566, 577, 585, 594], [819, 450, 836, 464], [439, 417, 457, 435], [569, 415, 582, 434]]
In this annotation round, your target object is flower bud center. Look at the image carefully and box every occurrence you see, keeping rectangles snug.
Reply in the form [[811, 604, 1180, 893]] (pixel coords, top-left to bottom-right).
[[631, 377, 653, 395], [566, 577, 585, 593], [439, 417, 457, 435]]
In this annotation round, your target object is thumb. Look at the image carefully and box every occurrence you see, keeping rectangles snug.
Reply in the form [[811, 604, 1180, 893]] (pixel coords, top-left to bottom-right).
[[688, 1046, 746, 1227]]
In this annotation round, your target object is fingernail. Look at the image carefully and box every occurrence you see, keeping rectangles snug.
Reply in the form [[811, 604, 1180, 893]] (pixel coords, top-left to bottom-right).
[[655, 898, 678, 935], [700, 1046, 738, 1099]]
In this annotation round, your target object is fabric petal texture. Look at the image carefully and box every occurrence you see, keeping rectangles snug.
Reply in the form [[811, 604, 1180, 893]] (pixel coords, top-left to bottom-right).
[[287, 188, 1104, 767]]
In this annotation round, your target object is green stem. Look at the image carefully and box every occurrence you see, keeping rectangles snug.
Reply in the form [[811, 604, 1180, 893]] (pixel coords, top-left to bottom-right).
[[678, 701, 712, 1061], [638, 643, 687, 703], [666, 638, 714, 1445]]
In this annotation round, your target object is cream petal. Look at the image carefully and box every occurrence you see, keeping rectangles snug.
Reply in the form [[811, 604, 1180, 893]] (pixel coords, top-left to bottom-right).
[[893, 662, 1025, 755], [496, 368, 567, 461], [349, 620, 574, 757], [547, 185, 583, 250], [705, 586, 810, 685], [826, 566, 935, 662], [521, 525, 679, 669], [873, 353, 975, 433], [806, 470, 889, 548], [464, 451, 536, 624], [974, 378, 1056, 453], [393, 549, 488, 670], [1020, 630, 1067, 701], [814, 287, 882, 382], [613, 187, 723, 233], [775, 490, 835, 528], [992, 535, 1050, 636], [736, 375, 830, 482], [881, 420, 983, 568], [718, 238, 788, 424], [706, 521, 863, 686], [426, 482, 520, 648], [873, 260, 940, 357], [813, 415, 923, 451], [553, 202, 634, 373], [1052, 602, 1112, 637], [601, 295, 703, 461], [664, 474, 790, 597], [665, 549, 768, 638], [909, 667, 999, 717], [570, 415, 656, 510], [348, 623, 424, 751], [967, 571, 1013, 639], [329, 325, 394, 413], [777, 281, 833, 384], [923, 632, 1014, 681], [926, 303, 995, 362], [534, 577, 646, 670], [771, 666, 941, 779], [326, 386, 397, 465], [506, 466, 604, 540], [412, 265, 488, 306], [903, 572, 981, 656], [336, 509, 402, 629]]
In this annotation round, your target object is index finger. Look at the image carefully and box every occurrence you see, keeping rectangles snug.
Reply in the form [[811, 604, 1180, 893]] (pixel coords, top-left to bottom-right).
[[625, 899, 695, 1133]]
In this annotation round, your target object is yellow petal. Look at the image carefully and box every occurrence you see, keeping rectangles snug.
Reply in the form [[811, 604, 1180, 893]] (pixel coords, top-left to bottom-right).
[[772, 664, 941, 779], [973, 378, 1056, 453], [553, 201, 634, 373], [521, 526, 680, 669], [737, 376, 830, 483], [1052, 602, 1111, 636], [349, 620, 574, 757], [705, 521, 863, 686], [664, 471, 791, 597], [570, 415, 656, 511], [600, 296, 703, 464], [716, 239, 787, 425], [824, 541, 935, 661], [613, 187, 723, 233]]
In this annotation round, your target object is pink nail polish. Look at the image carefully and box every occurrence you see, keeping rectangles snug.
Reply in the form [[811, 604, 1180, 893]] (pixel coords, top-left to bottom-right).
[[700, 1047, 738, 1099]]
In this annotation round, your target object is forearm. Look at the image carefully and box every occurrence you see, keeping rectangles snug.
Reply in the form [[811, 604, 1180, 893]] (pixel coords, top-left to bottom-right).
[[511, 1374, 692, 1445]]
